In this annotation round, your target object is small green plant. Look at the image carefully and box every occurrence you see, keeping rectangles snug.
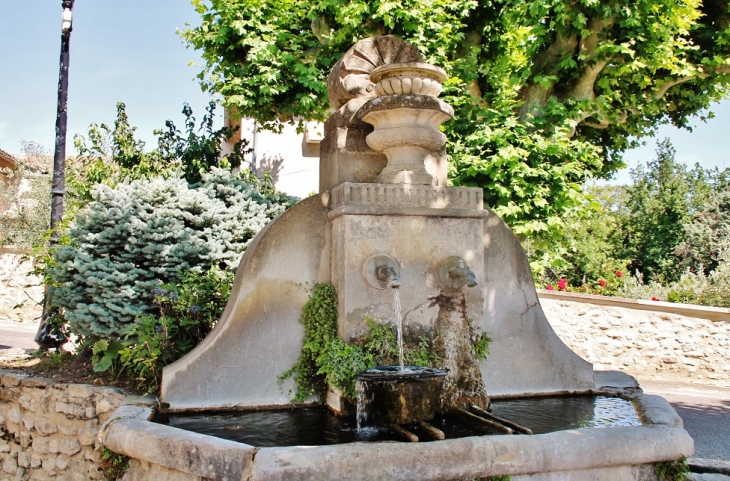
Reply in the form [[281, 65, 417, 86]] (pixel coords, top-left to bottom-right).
[[91, 339, 124, 373], [654, 457, 690, 481], [117, 267, 234, 394], [467, 318, 493, 361], [282, 285, 443, 402], [100, 447, 129, 480], [280, 283, 369, 401], [487, 476, 511, 481]]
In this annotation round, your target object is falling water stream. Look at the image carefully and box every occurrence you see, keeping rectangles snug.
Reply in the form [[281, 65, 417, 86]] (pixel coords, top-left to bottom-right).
[[393, 286, 405, 371], [357, 286, 405, 431]]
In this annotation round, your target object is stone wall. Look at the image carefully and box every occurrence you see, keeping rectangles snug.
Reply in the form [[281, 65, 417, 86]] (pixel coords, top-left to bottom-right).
[[0, 370, 126, 480], [0, 250, 44, 324], [541, 296, 730, 384]]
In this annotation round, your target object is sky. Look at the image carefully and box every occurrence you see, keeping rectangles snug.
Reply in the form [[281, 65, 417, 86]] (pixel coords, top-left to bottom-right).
[[0, 1, 728, 184]]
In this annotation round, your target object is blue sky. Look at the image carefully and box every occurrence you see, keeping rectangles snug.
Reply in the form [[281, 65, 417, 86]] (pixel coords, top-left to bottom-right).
[[1, 1, 728, 184]]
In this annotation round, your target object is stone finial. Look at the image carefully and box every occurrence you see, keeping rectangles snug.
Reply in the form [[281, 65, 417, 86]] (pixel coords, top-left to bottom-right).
[[327, 36, 423, 112]]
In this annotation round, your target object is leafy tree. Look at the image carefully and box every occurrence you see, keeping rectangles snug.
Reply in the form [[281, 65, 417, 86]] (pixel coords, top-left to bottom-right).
[[182, 0, 730, 234], [530, 184, 630, 287], [675, 172, 730, 273], [68, 101, 248, 212], [620, 139, 723, 281]]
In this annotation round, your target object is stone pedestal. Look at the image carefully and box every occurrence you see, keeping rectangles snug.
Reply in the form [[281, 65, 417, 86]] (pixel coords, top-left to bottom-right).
[[328, 183, 486, 343]]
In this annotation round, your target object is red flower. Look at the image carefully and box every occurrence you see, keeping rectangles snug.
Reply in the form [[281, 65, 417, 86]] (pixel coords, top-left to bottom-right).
[[616, 270, 623, 278], [598, 279, 607, 287], [652, 297, 660, 301], [546, 285, 555, 290], [558, 278, 567, 290]]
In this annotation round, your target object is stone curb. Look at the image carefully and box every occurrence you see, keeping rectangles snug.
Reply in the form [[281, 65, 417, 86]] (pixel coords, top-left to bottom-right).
[[690, 458, 730, 476], [537, 289, 730, 322]]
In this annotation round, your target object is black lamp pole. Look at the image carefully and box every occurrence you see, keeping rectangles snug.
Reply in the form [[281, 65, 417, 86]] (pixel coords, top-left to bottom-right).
[[35, 0, 75, 349]]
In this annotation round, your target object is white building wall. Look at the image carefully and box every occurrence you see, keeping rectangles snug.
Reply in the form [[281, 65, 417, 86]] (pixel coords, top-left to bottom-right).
[[228, 117, 322, 199]]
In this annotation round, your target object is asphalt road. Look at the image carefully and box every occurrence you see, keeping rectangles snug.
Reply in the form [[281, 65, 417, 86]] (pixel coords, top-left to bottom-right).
[[639, 379, 730, 461], [0, 319, 38, 350]]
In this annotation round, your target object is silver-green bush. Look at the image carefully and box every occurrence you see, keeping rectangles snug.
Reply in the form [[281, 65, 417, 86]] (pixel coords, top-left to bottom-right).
[[49, 168, 292, 338]]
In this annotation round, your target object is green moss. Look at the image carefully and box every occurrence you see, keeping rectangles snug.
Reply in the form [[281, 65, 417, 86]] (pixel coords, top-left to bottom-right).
[[654, 457, 690, 481], [101, 447, 129, 480]]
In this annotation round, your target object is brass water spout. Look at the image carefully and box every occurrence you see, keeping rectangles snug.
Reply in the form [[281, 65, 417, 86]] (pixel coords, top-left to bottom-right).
[[364, 255, 401, 289], [376, 265, 401, 288], [438, 256, 478, 290]]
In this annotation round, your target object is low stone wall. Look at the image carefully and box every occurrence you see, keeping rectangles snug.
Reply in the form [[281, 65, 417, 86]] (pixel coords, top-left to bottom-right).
[[540, 293, 730, 384], [0, 370, 127, 480], [0, 249, 44, 324]]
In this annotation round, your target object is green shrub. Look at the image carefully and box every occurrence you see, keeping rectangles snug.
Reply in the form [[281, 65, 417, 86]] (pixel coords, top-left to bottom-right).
[[49, 168, 291, 338]]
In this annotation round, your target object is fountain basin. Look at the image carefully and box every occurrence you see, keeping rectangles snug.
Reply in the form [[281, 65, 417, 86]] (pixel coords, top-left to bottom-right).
[[101, 373, 694, 481], [357, 366, 448, 425]]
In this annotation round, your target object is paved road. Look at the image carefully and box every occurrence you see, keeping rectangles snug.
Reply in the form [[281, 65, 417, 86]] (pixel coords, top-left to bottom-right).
[[0, 319, 38, 350], [639, 379, 730, 461]]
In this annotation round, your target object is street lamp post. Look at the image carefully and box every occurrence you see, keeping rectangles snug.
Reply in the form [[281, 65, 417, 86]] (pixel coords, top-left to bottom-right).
[[35, 0, 75, 349]]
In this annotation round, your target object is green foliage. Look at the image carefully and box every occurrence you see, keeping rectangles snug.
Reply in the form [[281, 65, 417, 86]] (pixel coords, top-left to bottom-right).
[[88, 267, 233, 394], [49, 168, 291, 338], [100, 447, 129, 481], [654, 457, 690, 481], [68, 102, 248, 212], [281, 283, 364, 401], [532, 139, 730, 304], [0, 141, 52, 248], [620, 139, 719, 282], [91, 339, 124, 374], [467, 318, 492, 361], [282, 285, 441, 402], [183, 0, 730, 234]]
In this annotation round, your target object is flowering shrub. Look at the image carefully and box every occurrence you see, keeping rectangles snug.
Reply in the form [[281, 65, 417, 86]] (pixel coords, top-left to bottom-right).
[[49, 168, 292, 338]]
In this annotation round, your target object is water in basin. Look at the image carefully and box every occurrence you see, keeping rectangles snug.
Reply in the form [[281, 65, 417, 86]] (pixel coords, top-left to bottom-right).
[[157, 395, 641, 447]]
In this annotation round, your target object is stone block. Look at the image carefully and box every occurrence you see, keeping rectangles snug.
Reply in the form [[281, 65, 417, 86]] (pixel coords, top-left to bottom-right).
[[59, 424, 77, 436], [36, 419, 59, 436], [17, 452, 30, 468], [30, 455, 41, 469], [2, 374, 25, 388], [22, 417, 34, 431], [31, 438, 48, 454], [56, 454, 70, 470], [94, 399, 114, 414], [19, 394, 38, 411], [55, 402, 84, 419], [20, 378, 53, 389], [77, 427, 97, 446], [3, 457, 18, 474], [6, 408, 21, 424], [42, 456, 56, 476], [66, 385, 95, 400], [59, 439, 81, 456]]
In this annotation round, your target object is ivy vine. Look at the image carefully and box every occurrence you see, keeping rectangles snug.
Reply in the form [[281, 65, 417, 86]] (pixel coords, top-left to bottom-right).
[[282, 284, 492, 402]]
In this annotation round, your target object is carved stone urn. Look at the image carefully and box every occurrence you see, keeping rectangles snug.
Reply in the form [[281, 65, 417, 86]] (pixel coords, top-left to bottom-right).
[[357, 62, 454, 185]]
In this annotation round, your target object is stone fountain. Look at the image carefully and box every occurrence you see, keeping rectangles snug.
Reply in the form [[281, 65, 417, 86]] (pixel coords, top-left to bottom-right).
[[100, 36, 693, 480]]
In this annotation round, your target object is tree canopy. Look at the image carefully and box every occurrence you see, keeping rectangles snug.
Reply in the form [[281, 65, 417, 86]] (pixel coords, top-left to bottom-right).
[[183, 0, 730, 234]]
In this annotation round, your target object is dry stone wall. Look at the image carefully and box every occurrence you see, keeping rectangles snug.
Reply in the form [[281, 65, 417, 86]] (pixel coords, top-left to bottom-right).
[[0, 250, 44, 324], [0, 370, 126, 480], [541, 297, 730, 384]]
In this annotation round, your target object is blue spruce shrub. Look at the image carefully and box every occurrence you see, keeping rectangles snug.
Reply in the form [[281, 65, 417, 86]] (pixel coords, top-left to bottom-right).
[[50, 168, 292, 338]]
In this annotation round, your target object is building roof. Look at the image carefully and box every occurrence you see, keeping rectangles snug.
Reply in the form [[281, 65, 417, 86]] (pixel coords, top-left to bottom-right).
[[0, 148, 19, 169]]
